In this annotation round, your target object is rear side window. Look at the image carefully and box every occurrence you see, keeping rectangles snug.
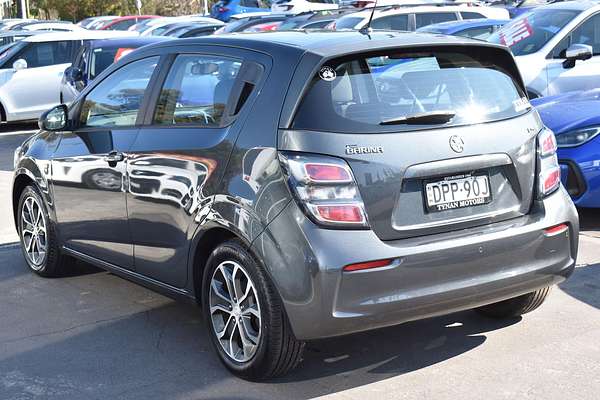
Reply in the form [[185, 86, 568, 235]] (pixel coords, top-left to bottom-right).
[[153, 55, 242, 127], [12, 41, 72, 68], [371, 15, 409, 31], [292, 48, 528, 133], [415, 12, 458, 29]]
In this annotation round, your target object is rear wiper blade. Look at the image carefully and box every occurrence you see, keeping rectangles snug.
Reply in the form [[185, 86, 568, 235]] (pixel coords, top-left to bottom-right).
[[380, 110, 456, 126]]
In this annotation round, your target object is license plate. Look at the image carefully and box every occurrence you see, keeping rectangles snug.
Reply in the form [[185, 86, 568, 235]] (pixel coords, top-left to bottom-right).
[[425, 174, 491, 212]]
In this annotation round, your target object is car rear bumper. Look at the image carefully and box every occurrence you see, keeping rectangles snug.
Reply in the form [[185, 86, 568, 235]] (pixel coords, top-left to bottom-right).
[[252, 187, 579, 340]]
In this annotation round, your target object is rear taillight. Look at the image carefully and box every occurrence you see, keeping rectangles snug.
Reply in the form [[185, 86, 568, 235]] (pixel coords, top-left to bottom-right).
[[537, 128, 560, 197], [279, 152, 369, 228]]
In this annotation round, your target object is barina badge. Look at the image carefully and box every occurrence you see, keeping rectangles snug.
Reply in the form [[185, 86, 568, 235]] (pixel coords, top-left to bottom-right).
[[319, 66, 337, 81]]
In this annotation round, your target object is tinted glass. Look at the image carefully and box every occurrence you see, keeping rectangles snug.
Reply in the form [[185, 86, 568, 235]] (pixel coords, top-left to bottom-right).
[[489, 9, 580, 56], [108, 19, 136, 30], [371, 15, 409, 31], [461, 12, 486, 20], [415, 12, 458, 29], [293, 49, 528, 133], [570, 13, 600, 55], [89, 47, 128, 80], [13, 41, 71, 68], [334, 17, 364, 30], [460, 26, 494, 40], [80, 56, 158, 128], [153, 55, 242, 127]]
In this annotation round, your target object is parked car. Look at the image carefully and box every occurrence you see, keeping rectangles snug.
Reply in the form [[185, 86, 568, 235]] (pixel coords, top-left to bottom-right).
[[331, 4, 509, 31], [276, 9, 355, 30], [0, 19, 36, 31], [0, 30, 134, 122], [87, 16, 120, 30], [271, 0, 338, 15], [532, 89, 600, 207], [214, 14, 288, 33], [162, 23, 224, 38], [210, 0, 271, 22], [140, 17, 223, 36], [60, 36, 169, 104], [13, 31, 578, 380], [21, 22, 84, 32], [488, 1, 600, 98], [100, 16, 159, 31], [417, 18, 508, 40], [0, 30, 40, 48], [77, 16, 118, 29], [505, 0, 558, 18]]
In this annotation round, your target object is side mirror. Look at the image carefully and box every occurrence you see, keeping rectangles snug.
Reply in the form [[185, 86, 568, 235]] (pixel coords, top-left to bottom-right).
[[70, 67, 83, 82], [563, 44, 593, 68], [39, 104, 68, 131], [13, 58, 27, 71]]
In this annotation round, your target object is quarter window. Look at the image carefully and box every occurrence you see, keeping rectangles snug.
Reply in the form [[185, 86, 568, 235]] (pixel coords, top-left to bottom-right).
[[79, 56, 159, 128], [153, 55, 242, 127], [461, 12, 486, 20]]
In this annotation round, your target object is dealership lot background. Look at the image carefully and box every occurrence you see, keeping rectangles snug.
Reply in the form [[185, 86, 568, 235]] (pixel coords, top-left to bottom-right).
[[0, 125, 599, 399]]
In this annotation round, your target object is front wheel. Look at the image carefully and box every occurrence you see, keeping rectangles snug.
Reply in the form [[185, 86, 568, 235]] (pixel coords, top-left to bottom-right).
[[476, 287, 552, 318], [202, 239, 305, 380], [18, 185, 71, 277]]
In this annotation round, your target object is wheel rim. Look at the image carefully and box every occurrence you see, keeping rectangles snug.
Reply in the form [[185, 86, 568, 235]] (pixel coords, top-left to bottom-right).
[[209, 260, 262, 363], [20, 195, 48, 269]]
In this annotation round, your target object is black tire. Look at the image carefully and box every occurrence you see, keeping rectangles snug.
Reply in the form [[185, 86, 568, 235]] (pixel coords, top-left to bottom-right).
[[476, 287, 552, 319], [17, 184, 71, 277], [202, 239, 305, 380]]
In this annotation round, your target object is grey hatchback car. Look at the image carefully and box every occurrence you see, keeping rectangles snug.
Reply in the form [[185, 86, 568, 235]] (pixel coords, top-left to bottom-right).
[[12, 31, 578, 380]]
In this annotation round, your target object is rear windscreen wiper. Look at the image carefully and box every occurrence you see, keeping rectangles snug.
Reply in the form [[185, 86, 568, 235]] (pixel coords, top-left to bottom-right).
[[380, 110, 456, 126]]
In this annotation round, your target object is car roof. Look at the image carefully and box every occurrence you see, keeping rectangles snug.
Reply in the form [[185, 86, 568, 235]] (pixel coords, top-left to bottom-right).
[[87, 36, 170, 48], [0, 30, 40, 38], [538, 0, 600, 11], [149, 30, 507, 58], [23, 30, 139, 42], [420, 18, 509, 32], [345, 4, 492, 18]]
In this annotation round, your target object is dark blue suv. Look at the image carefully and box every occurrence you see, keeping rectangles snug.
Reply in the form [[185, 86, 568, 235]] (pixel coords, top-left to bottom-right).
[[210, 0, 271, 22]]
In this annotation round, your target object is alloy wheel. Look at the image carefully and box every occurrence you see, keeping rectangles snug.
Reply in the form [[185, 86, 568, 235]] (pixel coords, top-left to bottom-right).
[[209, 260, 262, 363], [21, 196, 47, 269]]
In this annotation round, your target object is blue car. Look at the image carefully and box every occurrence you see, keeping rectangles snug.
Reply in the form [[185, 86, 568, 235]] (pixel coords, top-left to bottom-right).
[[417, 19, 508, 40], [532, 89, 600, 208], [210, 0, 271, 22]]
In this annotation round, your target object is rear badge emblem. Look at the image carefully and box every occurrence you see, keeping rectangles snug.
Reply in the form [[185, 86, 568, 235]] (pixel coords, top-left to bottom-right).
[[319, 66, 337, 81], [346, 145, 384, 155], [449, 135, 464, 153]]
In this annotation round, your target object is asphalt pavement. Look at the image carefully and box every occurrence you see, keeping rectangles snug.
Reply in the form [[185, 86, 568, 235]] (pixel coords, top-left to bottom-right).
[[1, 126, 599, 400]]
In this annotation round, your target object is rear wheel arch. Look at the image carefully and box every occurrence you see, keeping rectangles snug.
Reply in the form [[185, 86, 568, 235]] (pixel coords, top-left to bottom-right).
[[0, 101, 6, 122], [191, 226, 239, 305]]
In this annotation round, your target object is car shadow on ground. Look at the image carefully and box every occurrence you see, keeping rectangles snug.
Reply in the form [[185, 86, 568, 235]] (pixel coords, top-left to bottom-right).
[[560, 261, 600, 311]]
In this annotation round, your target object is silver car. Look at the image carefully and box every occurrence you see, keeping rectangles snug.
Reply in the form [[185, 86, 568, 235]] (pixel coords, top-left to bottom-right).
[[489, 1, 600, 98]]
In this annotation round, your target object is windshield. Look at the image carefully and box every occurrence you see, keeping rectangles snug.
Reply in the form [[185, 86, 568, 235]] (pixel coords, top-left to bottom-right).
[[90, 47, 130, 80], [333, 17, 363, 30], [489, 9, 580, 56], [293, 48, 528, 133]]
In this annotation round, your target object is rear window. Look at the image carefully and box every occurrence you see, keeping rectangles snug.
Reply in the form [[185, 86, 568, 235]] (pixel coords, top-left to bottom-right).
[[292, 48, 529, 133]]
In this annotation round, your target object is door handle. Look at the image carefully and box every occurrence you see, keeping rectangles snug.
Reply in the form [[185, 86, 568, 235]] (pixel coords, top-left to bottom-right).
[[104, 151, 125, 166]]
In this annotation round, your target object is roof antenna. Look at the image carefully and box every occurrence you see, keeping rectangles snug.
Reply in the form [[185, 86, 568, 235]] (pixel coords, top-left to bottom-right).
[[359, 0, 378, 35]]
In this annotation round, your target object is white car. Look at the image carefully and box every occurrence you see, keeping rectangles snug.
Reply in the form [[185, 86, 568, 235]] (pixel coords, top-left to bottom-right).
[[22, 22, 85, 32], [0, 30, 136, 122], [488, 1, 600, 98], [332, 4, 509, 31], [271, 0, 338, 15]]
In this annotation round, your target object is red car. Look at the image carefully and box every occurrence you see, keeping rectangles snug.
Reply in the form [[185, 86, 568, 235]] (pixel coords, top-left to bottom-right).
[[100, 15, 158, 31]]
